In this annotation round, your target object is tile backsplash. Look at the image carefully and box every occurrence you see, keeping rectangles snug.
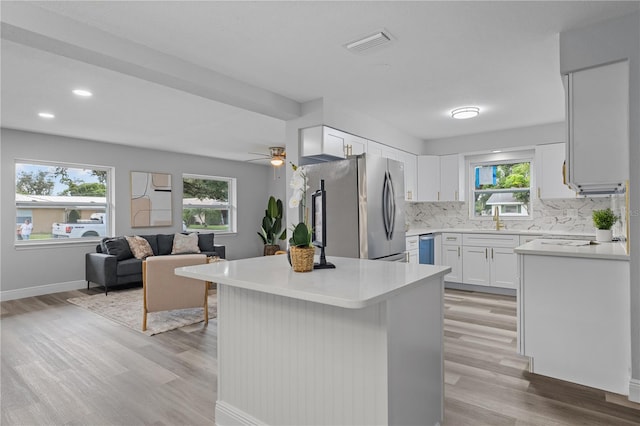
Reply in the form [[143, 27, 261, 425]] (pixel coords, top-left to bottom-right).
[[407, 196, 625, 237]]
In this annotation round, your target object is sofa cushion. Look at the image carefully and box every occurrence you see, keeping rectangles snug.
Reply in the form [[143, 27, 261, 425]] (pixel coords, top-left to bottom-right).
[[102, 237, 133, 260], [157, 234, 175, 255], [140, 234, 159, 255], [125, 235, 155, 259], [116, 257, 143, 276], [172, 233, 201, 254], [197, 233, 215, 252]]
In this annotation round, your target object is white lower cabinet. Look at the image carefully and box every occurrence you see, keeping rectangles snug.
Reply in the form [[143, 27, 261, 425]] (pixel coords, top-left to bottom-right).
[[490, 247, 517, 289], [441, 233, 462, 283], [461, 234, 519, 289], [461, 246, 491, 286], [405, 235, 419, 264], [520, 254, 630, 394]]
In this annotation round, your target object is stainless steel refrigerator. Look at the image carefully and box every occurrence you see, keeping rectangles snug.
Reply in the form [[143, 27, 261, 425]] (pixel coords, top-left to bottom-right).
[[304, 154, 406, 261]]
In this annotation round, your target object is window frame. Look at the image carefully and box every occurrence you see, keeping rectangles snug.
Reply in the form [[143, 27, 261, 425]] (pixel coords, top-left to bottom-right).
[[467, 151, 534, 221], [14, 159, 114, 246], [182, 173, 237, 235]]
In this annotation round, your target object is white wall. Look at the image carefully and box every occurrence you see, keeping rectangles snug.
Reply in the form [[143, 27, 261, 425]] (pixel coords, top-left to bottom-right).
[[422, 122, 565, 155], [1, 128, 272, 299], [559, 11, 640, 401]]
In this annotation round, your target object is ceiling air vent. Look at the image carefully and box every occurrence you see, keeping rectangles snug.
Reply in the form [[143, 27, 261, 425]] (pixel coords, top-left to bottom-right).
[[345, 30, 393, 54]]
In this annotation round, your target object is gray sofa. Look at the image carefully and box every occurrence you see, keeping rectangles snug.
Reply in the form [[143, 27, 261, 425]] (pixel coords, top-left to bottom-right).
[[86, 233, 225, 294]]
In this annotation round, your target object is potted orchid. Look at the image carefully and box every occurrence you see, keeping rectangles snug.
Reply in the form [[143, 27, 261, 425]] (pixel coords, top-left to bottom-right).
[[288, 163, 314, 271]]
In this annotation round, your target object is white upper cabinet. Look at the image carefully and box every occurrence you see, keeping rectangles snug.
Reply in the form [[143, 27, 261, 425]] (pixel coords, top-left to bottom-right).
[[300, 126, 345, 162], [417, 155, 440, 201], [367, 140, 399, 160], [565, 60, 629, 195], [417, 154, 463, 202], [439, 154, 463, 201], [400, 152, 418, 201], [343, 132, 367, 156], [300, 126, 368, 163], [534, 143, 576, 199]]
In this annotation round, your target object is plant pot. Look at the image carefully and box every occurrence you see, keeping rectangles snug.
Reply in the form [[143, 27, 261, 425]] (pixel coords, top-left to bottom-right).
[[289, 246, 315, 272], [595, 229, 613, 242], [263, 244, 280, 256]]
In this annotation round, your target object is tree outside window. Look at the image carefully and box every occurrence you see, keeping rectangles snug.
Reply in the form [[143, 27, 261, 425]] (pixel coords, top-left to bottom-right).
[[15, 162, 111, 241], [182, 174, 236, 233], [472, 162, 531, 218]]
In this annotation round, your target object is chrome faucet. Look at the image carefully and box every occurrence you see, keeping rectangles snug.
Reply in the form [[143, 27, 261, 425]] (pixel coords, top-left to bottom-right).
[[493, 208, 505, 230]]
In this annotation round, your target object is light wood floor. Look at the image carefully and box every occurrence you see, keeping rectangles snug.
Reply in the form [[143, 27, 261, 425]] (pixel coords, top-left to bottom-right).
[[1, 287, 639, 425]]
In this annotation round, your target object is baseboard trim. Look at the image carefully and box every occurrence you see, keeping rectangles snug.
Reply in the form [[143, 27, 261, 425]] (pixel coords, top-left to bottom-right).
[[629, 378, 640, 403], [445, 282, 517, 296], [0, 280, 86, 301], [215, 400, 264, 426]]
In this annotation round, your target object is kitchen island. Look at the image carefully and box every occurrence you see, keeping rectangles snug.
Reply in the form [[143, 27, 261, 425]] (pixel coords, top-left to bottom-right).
[[176, 255, 450, 426], [515, 240, 630, 396]]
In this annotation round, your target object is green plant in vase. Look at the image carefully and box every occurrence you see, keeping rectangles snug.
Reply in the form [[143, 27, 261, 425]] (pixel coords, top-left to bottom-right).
[[592, 208, 618, 242], [257, 196, 287, 255]]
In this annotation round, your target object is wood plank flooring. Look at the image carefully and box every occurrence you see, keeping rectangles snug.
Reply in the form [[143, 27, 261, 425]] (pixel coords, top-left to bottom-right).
[[443, 289, 640, 426], [1, 287, 639, 425]]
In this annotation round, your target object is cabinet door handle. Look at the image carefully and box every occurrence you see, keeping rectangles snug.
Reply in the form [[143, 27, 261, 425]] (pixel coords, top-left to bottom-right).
[[491, 248, 494, 259], [455, 190, 458, 201], [437, 191, 440, 201], [485, 248, 488, 259], [458, 247, 460, 257], [537, 187, 541, 199]]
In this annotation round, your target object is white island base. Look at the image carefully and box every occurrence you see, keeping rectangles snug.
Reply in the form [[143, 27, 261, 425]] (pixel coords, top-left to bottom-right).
[[176, 255, 450, 426]]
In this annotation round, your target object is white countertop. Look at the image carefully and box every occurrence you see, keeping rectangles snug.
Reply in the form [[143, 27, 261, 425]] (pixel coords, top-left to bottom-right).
[[514, 239, 629, 261], [175, 255, 451, 309], [406, 227, 594, 238]]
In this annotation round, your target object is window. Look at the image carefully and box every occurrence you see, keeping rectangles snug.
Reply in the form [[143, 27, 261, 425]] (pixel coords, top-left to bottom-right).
[[182, 174, 236, 233], [470, 160, 531, 218], [15, 161, 112, 242]]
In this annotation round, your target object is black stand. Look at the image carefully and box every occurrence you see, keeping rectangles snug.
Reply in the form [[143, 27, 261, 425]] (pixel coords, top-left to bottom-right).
[[314, 246, 335, 269]]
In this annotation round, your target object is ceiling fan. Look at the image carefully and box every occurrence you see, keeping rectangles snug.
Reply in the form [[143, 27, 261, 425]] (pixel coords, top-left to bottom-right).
[[247, 146, 286, 167]]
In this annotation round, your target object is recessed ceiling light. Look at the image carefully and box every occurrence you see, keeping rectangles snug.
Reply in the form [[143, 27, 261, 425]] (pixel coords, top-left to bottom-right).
[[38, 112, 55, 119], [451, 106, 480, 119], [72, 89, 93, 97], [492, 150, 502, 153]]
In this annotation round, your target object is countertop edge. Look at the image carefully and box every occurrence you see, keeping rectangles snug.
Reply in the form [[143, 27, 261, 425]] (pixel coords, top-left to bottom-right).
[[514, 241, 629, 261], [176, 260, 451, 309], [406, 228, 595, 238]]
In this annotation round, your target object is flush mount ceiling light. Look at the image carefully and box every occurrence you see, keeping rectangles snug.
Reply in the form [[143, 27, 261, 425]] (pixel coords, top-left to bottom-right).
[[451, 106, 480, 120], [72, 89, 93, 97], [345, 30, 393, 54], [38, 112, 55, 119]]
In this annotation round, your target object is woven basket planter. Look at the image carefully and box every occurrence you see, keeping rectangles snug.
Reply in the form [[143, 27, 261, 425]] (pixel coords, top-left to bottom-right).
[[289, 246, 315, 272]]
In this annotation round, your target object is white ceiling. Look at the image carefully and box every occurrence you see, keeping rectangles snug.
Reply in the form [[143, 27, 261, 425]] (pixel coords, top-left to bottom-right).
[[1, 1, 638, 162]]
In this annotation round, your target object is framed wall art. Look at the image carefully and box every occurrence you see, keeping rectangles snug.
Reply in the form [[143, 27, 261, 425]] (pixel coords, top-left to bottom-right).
[[130, 171, 172, 227]]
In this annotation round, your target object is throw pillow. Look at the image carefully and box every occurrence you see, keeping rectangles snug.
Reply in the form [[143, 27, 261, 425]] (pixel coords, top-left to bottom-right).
[[172, 233, 201, 254], [103, 237, 133, 260], [156, 234, 175, 255], [125, 235, 155, 259], [197, 233, 215, 252]]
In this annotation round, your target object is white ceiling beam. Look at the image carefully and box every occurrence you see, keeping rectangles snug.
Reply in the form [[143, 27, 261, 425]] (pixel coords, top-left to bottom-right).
[[0, 2, 301, 121]]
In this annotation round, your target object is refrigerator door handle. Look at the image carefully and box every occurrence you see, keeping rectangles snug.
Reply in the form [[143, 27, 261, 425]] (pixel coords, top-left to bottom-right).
[[386, 171, 396, 240], [382, 172, 390, 239]]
